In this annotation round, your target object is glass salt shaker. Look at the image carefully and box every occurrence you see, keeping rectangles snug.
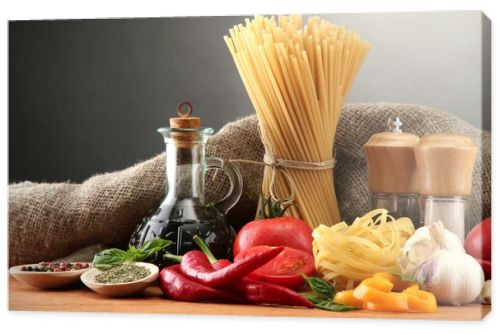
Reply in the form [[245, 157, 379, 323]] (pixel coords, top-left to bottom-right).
[[364, 118, 421, 228], [415, 134, 477, 242]]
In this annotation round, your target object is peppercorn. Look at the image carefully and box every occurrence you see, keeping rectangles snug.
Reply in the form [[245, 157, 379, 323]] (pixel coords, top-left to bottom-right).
[[20, 261, 89, 272]]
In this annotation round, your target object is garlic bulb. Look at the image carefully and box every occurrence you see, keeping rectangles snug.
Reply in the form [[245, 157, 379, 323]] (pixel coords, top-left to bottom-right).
[[399, 221, 464, 277], [413, 250, 484, 305], [480, 280, 491, 305], [400, 222, 484, 306]]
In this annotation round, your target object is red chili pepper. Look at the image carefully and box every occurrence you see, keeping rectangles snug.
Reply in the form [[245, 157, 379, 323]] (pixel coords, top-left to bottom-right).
[[231, 277, 314, 308], [204, 252, 312, 308], [158, 264, 242, 303], [180, 246, 283, 287], [161, 244, 311, 308], [213, 259, 232, 270]]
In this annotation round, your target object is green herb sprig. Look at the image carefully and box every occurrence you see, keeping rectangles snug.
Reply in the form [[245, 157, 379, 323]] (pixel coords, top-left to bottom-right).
[[392, 272, 418, 284], [311, 300, 358, 312], [92, 239, 172, 270], [302, 274, 358, 312]]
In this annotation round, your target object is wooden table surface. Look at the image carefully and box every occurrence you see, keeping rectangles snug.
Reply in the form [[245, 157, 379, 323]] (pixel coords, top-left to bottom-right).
[[9, 276, 490, 320]]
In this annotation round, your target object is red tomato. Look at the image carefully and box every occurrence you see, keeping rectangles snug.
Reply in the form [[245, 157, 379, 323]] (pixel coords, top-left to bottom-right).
[[465, 217, 491, 261], [235, 245, 315, 290], [233, 216, 313, 257]]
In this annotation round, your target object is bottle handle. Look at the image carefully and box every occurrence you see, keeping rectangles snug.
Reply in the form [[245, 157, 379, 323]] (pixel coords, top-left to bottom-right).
[[206, 157, 243, 214]]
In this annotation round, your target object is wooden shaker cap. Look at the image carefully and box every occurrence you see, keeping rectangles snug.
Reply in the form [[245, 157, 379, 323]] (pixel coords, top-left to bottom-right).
[[415, 134, 477, 196], [364, 131, 420, 193]]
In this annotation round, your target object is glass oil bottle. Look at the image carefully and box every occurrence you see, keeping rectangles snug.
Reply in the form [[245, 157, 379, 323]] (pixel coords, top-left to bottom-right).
[[130, 102, 243, 265]]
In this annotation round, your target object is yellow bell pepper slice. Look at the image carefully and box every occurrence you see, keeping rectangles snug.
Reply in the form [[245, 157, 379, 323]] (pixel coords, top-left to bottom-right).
[[403, 286, 437, 313], [333, 289, 363, 308], [372, 272, 418, 292], [363, 298, 407, 312], [332, 273, 437, 313], [354, 285, 409, 312], [358, 276, 394, 292]]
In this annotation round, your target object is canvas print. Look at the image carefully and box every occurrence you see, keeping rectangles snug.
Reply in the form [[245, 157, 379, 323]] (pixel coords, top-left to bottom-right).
[[8, 11, 491, 320]]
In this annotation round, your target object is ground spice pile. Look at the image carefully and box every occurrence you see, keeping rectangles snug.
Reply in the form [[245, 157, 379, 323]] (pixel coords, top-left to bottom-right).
[[95, 264, 150, 284]]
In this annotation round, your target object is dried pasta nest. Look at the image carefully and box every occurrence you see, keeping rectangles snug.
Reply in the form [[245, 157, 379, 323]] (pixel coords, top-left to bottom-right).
[[312, 209, 415, 290]]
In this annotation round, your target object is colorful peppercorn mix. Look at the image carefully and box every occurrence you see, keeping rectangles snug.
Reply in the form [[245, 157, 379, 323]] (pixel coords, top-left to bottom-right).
[[21, 261, 89, 272]]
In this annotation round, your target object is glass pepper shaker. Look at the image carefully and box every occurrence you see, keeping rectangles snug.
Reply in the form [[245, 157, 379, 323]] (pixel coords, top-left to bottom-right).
[[364, 117, 421, 228], [129, 101, 243, 266], [415, 134, 477, 242]]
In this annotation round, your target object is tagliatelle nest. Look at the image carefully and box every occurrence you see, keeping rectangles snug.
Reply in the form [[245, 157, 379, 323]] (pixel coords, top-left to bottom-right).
[[312, 209, 415, 290]]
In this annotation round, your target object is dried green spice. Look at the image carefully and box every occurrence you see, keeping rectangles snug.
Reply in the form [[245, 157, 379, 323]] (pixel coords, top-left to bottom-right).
[[95, 264, 150, 284]]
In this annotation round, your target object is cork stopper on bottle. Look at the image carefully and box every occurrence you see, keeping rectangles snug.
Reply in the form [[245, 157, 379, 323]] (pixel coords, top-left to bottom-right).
[[415, 134, 477, 196], [169, 101, 201, 144], [170, 101, 201, 129], [364, 118, 420, 194]]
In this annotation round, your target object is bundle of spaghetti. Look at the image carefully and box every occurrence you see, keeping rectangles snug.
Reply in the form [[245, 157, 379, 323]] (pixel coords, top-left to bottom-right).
[[312, 209, 415, 289], [224, 15, 370, 228]]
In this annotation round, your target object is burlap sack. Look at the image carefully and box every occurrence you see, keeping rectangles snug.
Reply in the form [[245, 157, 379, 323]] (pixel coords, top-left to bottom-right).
[[9, 103, 490, 266]]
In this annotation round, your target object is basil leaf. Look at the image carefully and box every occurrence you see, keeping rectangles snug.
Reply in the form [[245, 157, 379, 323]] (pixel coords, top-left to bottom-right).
[[303, 293, 322, 304], [313, 300, 359, 312], [302, 275, 356, 312], [92, 239, 172, 269], [392, 272, 417, 284], [302, 274, 336, 299], [127, 245, 141, 259], [92, 248, 131, 270], [137, 239, 172, 259]]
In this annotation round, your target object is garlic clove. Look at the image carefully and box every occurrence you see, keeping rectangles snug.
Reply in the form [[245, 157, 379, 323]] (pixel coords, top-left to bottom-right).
[[480, 280, 491, 305], [407, 239, 435, 263], [399, 222, 465, 277], [428, 221, 464, 251], [399, 239, 435, 277]]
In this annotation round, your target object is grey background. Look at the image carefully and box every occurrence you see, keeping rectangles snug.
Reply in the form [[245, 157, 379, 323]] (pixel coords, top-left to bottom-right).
[[9, 11, 490, 183]]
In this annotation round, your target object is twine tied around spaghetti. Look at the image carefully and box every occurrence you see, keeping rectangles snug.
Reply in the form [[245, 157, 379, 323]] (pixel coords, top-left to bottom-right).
[[213, 124, 336, 208]]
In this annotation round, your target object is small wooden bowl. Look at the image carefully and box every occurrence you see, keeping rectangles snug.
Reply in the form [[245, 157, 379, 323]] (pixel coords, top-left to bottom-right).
[[9, 263, 91, 289], [80, 262, 159, 297]]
